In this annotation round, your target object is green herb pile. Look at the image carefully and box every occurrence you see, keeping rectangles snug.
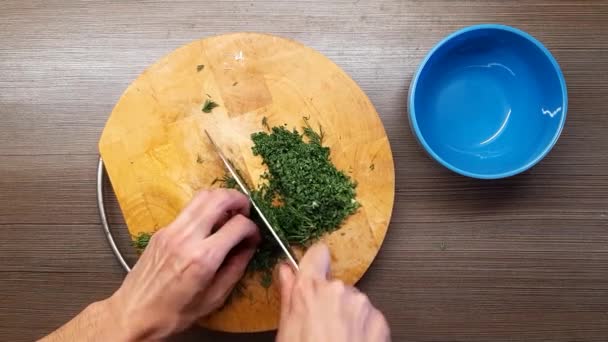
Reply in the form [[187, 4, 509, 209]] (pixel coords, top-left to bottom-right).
[[246, 118, 359, 273]]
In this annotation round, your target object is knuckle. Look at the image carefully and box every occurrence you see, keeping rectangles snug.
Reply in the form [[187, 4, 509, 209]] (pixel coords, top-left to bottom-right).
[[353, 292, 370, 306], [231, 213, 247, 224], [179, 210, 195, 223], [208, 298, 221, 311], [291, 279, 315, 311], [210, 193, 231, 211], [328, 280, 346, 294], [213, 188, 245, 206], [210, 188, 226, 195], [293, 279, 309, 294], [208, 292, 228, 310], [193, 190, 211, 202], [293, 279, 315, 299], [150, 229, 168, 247], [190, 256, 211, 277], [373, 308, 389, 327], [188, 245, 215, 265], [221, 188, 243, 197], [173, 204, 196, 226], [195, 246, 221, 268], [182, 190, 210, 213], [230, 214, 255, 229], [211, 188, 231, 199], [165, 233, 183, 252]]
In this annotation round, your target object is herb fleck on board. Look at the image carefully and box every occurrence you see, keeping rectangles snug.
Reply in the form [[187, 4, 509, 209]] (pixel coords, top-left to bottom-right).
[[202, 99, 219, 113], [132, 232, 153, 254], [211, 173, 237, 189], [260, 271, 272, 289]]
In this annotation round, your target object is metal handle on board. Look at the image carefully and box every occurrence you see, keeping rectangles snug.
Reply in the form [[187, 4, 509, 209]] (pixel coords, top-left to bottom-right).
[[97, 157, 131, 272]]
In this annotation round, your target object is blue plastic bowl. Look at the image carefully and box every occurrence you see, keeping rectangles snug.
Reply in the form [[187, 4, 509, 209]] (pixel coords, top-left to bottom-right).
[[409, 24, 567, 179]]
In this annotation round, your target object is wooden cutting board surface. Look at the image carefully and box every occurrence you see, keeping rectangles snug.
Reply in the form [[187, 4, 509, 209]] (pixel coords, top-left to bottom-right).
[[98, 32, 395, 332]]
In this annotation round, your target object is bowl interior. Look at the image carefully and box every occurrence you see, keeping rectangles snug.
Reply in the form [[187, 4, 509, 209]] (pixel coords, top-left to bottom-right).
[[412, 26, 566, 178]]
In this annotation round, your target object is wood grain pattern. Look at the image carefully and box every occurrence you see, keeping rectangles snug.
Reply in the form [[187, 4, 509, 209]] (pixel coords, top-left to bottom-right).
[[98, 32, 395, 332], [1, 0, 607, 341]]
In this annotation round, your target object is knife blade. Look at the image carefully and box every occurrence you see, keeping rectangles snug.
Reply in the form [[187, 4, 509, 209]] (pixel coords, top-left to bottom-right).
[[204, 130, 299, 270]]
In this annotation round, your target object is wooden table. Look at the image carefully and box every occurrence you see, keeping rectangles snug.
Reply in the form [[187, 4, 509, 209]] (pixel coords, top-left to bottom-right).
[[1, 1, 606, 341]]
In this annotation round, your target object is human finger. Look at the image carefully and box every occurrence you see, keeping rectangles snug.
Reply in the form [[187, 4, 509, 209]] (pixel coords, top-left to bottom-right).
[[167, 190, 212, 233], [367, 308, 391, 342], [177, 189, 251, 238], [348, 290, 372, 328], [203, 214, 259, 265], [278, 263, 296, 318], [198, 243, 257, 315], [194, 189, 251, 235], [298, 243, 331, 280]]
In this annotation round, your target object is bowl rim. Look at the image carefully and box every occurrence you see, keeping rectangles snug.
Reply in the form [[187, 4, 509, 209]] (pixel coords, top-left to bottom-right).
[[408, 24, 568, 179]]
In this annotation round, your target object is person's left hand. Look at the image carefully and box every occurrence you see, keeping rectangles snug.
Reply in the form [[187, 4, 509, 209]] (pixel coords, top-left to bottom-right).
[[106, 189, 261, 341]]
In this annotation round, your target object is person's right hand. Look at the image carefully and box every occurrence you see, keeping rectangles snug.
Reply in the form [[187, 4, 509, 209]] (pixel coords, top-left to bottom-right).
[[276, 244, 391, 342]]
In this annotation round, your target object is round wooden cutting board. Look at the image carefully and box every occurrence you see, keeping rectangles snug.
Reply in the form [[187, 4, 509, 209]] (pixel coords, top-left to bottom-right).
[[99, 33, 395, 332]]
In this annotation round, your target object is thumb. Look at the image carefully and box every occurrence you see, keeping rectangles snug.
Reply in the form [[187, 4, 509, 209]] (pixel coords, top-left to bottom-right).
[[278, 263, 296, 318]]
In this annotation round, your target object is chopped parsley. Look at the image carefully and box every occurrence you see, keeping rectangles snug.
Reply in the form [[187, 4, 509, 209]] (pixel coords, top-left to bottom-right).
[[131, 232, 152, 254], [260, 271, 272, 289], [245, 118, 359, 273], [250, 122, 358, 243], [212, 118, 359, 280], [211, 173, 238, 189], [261, 116, 270, 131], [202, 99, 219, 113]]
